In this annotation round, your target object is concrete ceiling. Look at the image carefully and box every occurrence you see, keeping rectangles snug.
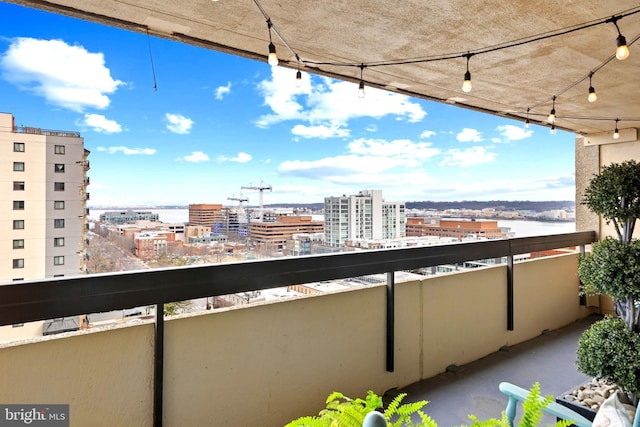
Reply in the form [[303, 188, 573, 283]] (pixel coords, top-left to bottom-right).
[[6, 0, 640, 136]]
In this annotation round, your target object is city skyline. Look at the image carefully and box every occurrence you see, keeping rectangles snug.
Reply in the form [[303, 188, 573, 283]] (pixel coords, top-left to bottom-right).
[[0, 2, 576, 206]]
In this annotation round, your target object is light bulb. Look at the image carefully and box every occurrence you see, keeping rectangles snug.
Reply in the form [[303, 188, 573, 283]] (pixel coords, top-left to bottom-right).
[[613, 128, 620, 139], [550, 124, 556, 135], [358, 80, 365, 98], [616, 35, 630, 60], [295, 70, 302, 88], [588, 87, 597, 103], [268, 43, 278, 66], [547, 108, 555, 124], [462, 71, 472, 93], [525, 118, 530, 129]]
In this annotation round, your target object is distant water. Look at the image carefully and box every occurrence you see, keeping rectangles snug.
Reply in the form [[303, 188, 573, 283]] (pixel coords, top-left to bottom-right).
[[497, 219, 574, 237], [88, 208, 575, 238]]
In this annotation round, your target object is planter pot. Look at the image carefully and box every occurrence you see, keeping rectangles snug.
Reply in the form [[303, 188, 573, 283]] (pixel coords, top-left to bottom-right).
[[555, 395, 596, 422]]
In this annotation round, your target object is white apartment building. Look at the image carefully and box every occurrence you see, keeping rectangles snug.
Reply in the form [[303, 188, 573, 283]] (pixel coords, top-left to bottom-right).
[[324, 189, 405, 247], [0, 113, 89, 339]]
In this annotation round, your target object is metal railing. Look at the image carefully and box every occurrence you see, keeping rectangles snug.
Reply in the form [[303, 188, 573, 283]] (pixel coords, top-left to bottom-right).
[[0, 230, 595, 427], [13, 125, 81, 138]]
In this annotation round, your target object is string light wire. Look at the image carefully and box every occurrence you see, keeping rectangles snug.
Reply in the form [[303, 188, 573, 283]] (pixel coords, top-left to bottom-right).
[[250, 0, 640, 126]]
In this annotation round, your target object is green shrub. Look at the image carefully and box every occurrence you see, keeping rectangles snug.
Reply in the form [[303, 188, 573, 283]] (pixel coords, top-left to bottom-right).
[[578, 237, 640, 302], [576, 316, 640, 397]]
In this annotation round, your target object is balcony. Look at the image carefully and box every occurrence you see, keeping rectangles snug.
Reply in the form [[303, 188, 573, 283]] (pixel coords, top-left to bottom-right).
[[0, 231, 596, 426]]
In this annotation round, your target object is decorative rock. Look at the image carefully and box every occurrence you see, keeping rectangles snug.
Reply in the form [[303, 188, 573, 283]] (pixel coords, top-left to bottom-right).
[[564, 378, 635, 415]]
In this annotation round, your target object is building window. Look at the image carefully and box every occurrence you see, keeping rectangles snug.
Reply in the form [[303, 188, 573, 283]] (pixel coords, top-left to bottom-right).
[[13, 181, 25, 191], [12, 278, 23, 282], [13, 162, 25, 172], [54, 219, 65, 228], [54, 237, 65, 247], [54, 201, 65, 210], [54, 256, 64, 266], [13, 200, 25, 210], [13, 259, 24, 269], [54, 182, 65, 191], [13, 220, 24, 230], [54, 145, 65, 154], [54, 163, 65, 173], [13, 239, 24, 249], [12, 324, 24, 328], [13, 142, 25, 152]]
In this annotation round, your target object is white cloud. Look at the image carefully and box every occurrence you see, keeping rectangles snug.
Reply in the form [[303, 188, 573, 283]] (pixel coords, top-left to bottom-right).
[[496, 124, 533, 141], [456, 128, 484, 143], [277, 137, 439, 188], [425, 174, 575, 201], [256, 67, 426, 133], [439, 146, 495, 167], [291, 123, 350, 139], [217, 152, 252, 163], [215, 82, 232, 100], [0, 37, 122, 112], [165, 113, 194, 134], [78, 114, 122, 134], [96, 146, 156, 155], [365, 124, 378, 132], [492, 137, 501, 143], [347, 138, 440, 162], [178, 151, 210, 163], [420, 130, 436, 139]]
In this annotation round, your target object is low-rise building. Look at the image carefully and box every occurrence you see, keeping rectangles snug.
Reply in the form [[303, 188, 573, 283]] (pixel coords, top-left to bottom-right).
[[249, 216, 324, 251], [406, 218, 512, 240]]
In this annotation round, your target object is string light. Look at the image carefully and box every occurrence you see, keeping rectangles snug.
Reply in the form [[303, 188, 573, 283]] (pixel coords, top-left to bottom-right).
[[252, 0, 637, 129], [266, 19, 278, 66], [613, 118, 620, 139], [548, 96, 556, 123], [611, 16, 630, 60], [358, 64, 365, 98], [550, 123, 556, 135], [462, 53, 473, 93], [587, 72, 597, 102], [295, 55, 302, 87]]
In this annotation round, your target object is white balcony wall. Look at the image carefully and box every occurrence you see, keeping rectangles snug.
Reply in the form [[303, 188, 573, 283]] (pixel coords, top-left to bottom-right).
[[0, 253, 592, 426]]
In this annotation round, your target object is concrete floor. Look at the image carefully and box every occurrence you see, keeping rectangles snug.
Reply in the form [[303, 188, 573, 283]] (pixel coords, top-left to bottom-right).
[[395, 315, 599, 426]]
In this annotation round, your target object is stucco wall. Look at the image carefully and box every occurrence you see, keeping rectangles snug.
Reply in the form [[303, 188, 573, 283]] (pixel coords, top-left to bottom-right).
[[0, 254, 590, 427]]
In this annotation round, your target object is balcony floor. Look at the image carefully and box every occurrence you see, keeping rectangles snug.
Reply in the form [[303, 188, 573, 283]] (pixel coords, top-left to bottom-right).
[[397, 315, 599, 426]]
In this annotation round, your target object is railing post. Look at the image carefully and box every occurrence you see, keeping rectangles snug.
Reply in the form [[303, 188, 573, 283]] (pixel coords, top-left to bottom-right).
[[154, 303, 164, 427], [386, 271, 395, 372], [579, 244, 586, 306], [507, 244, 514, 331]]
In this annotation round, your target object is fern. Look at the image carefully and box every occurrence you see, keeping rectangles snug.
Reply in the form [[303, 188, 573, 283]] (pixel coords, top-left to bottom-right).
[[520, 383, 553, 427], [285, 383, 571, 427]]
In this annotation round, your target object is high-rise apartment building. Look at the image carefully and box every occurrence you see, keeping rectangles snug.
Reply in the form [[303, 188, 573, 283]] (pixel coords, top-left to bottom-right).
[[324, 190, 405, 247], [1, 113, 89, 283]]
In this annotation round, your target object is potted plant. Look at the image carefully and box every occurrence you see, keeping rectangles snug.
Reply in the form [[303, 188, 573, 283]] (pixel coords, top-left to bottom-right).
[[576, 160, 640, 406]]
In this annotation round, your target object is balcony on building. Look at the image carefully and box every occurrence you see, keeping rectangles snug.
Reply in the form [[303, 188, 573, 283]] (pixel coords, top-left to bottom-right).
[[0, 231, 600, 426], [1, 1, 639, 427]]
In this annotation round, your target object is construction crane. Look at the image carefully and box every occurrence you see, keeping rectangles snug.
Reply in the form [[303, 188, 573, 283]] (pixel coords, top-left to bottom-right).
[[241, 181, 272, 221], [227, 194, 248, 206]]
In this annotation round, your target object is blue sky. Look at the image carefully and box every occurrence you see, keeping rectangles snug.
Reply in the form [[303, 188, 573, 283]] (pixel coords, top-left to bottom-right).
[[0, 2, 576, 207]]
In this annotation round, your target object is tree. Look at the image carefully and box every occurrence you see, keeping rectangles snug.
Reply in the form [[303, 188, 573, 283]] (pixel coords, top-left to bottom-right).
[[577, 160, 640, 404]]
